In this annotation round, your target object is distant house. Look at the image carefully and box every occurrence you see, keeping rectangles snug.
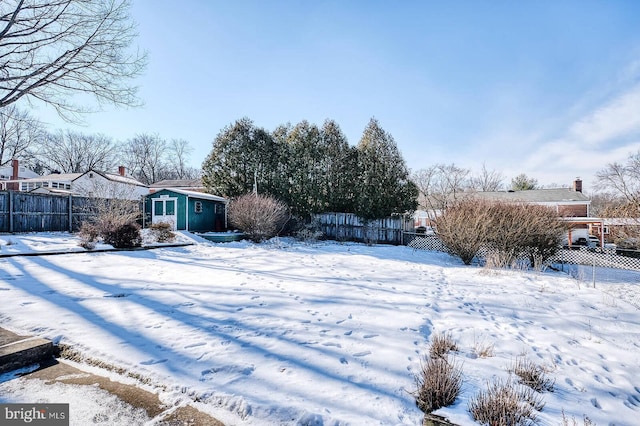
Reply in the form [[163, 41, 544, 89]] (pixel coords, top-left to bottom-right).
[[471, 179, 591, 217], [5, 166, 148, 200], [413, 179, 606, 245], [149, 178, 204, 193], [144, 188, 227, 232], [467, 179, 603, 245], [0, 160, 39, 190]]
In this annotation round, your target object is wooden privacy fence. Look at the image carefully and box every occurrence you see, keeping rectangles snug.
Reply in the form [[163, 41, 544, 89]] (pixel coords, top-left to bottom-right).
[[313, 213, 413, 245], [0, 191, 139, 233]]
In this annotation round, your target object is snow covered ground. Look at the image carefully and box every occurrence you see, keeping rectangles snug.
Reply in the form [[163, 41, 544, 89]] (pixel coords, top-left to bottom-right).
[[0, 233, 639, 425]]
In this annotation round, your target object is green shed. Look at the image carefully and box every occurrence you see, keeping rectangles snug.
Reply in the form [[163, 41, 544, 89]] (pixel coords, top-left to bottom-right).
[[144, 189, 227, 232]]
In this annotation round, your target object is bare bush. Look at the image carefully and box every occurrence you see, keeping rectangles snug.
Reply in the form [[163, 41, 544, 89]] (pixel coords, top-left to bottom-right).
[[437, 198, 566, 268], [78, 223, 99, 250], [484, 202, 566, 269], [509, 357, 554, 393], [469, 378, 544, 425], [149, 222, 175, 243], [228, 193, 289, 242], [561, 410, 596, 426], [429, 332, 459, 359], [472, 335, 495, 358], [436, 197, 491, 265], [413, 356, 463, 413], [103, 222, 141, 248], [76, 184, 142, 249]]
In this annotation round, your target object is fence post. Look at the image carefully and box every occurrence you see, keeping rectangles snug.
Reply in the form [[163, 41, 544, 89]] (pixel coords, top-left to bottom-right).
[[9, 190, 14, 233], [68, 195, 73, 232]]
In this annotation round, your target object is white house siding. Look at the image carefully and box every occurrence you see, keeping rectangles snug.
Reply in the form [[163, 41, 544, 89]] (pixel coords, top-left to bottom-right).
[[73, 173, 148, 200]]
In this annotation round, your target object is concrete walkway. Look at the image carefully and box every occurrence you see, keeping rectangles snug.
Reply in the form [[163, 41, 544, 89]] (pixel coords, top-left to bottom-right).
[[0, 327, 224, 425]]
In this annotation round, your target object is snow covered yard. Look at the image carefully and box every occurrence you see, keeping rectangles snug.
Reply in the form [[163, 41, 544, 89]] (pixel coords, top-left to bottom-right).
[[0, 233, 639, 425]]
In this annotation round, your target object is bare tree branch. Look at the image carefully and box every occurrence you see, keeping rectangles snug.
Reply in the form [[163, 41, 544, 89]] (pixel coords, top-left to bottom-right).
[[0, 103, 44, 165], [0, 0, 147, 120]]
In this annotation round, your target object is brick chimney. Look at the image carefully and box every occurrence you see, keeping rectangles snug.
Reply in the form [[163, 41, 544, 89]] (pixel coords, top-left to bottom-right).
[[11, 159, 19, 180], [9, 159, 19, 190], [118, 166, 125, 176], [573, 178, 582, 193]]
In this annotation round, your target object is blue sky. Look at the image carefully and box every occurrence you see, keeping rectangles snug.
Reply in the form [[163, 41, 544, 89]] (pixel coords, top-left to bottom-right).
[[34, 0, 640, 192]]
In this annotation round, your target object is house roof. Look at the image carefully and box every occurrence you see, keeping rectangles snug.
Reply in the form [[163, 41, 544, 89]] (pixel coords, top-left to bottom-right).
[[19, 170, 147, 187], [150, 188, 226, 202], [0, 165, 39, 180], [150, 178, 203, 188], [471, 188, 590, 204]]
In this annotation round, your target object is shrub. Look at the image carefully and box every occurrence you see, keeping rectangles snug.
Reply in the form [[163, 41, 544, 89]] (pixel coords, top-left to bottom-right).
[[509, 357, 554, 393], [469, 378, 544, 425], [149, 222, 175, 243], [483, 202, 566, 269], [429, 332, 459, 359], [561, 410, 596, 426], [102, 222, 142, 248], [437, 198, 567, 268], [472, 336, 495, 359], [78, 222, 99, 249], [228, 193, 289, 242], [436, 198, 491, 265], [414, 356, 463, 413], [77, 195, 141, 249]]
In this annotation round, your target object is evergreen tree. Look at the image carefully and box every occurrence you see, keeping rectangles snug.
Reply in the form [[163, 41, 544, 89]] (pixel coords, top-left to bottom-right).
[[202, 118, 281, 198], [319, 119, 358, 212], [511, 173, 539, 191], [354, 118, 418, 220], [283, 120, 324, 217]]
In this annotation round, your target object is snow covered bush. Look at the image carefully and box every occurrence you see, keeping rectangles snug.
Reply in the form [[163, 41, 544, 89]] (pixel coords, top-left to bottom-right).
[[228, 193, 289, 242], [413, 356, 462, 413], [468, 378, 544, 425]]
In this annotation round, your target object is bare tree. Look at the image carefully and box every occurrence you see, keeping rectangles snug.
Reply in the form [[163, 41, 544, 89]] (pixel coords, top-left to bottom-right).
[[469, 163, 504, 192], [595, 150, 640, 204], [0, 104, 44, 166], [121, 133, 168, 185], [596, 151, 640, 247], [412, 163, 470, 214], [0, 0, 147, 120], [168, 138, 200, 179], [37, 129, 118, 173]]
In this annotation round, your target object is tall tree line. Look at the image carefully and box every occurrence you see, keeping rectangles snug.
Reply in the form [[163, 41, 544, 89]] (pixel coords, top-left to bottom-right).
[[202, 117, 418, 219]]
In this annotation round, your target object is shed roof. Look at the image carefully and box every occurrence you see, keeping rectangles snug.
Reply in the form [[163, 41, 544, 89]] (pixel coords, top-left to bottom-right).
[[150, 179, 203, 188], [150, 188, 226, 202]]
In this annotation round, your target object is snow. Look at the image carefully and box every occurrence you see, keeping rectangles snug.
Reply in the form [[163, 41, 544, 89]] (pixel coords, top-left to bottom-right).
[[0, 233, 639, 425]]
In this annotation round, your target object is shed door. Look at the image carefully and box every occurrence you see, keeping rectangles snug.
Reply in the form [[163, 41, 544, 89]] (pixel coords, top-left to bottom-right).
[[152, 197, 178, 230]]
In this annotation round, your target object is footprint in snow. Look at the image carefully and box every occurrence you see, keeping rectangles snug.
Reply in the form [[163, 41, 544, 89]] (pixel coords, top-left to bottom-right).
[[353, 351, 371, 357], [363, 334, 379, 339], [140, 359, 168, 365]]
